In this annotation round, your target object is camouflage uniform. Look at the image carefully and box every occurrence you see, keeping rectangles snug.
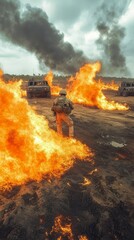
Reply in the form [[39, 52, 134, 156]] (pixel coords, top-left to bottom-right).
[[52, 93, 74, 137]]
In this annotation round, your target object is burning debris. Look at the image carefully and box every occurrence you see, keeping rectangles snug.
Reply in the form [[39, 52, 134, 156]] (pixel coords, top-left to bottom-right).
[[50, 215, 89, 240], [50, 215, 74, 239]]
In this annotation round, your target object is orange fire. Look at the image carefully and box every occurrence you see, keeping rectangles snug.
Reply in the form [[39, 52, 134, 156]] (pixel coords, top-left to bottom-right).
[[51, 215, 89, 239], [78, 236, 88, 240], [98, 79, 119, 91], [80, 177, 91, 186], [0, 72, 92, 189], [67, 62, 128, 110], [45, 71, 62, 96], [0, 69, 4, 77], [51, 215, 74, 239], [88, 168, 98, 175]]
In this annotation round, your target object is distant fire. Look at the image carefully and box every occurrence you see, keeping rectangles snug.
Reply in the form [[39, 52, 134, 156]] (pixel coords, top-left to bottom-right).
[[98, 79, 119, 91], [45, 71, 61, 95], [44, 63, 128, 110], [67, 62, 128, 110], [0, 72, 92, 189]]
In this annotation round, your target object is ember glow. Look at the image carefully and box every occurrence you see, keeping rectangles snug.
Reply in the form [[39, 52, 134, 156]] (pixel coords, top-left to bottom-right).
[[51, 216, 88, 239], [67, 62, 129, 110], [80, 177, 91, 186], [78, 236, 88, 240], [89, 168, 98, 175], [45, 71, 61, 96], [0, 73, 92, 189], [51, 215, 73, 239]]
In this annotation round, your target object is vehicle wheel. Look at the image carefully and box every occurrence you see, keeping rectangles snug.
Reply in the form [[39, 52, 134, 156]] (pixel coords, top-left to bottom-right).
[[122, 91, 128, 97]]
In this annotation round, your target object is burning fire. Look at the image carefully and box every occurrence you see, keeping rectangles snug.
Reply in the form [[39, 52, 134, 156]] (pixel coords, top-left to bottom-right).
[[98, 79, 119, 91], [80, 177, 91, 186], [89, 168, 98, 175], [78, 236, 88, 240], [67, 62, 128, 110], [51, 215, 73, 239], [51, 215, 89, 240], [45, 71, 62, 95], [44, 63, 126, 111], [0, 71, 92, 189]]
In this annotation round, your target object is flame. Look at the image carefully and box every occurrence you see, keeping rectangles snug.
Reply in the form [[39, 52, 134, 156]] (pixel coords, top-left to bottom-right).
[[51, 215, 89, 239], [21, 89, 27, 97], [78, 236, 88, 240], [45, 71, 62, 96], [51, 215, 74, 239], [0, 69, 4, 77], [98, 79, 119, 91], [0, 73, 92, 189], [67, 62, 129, 110], [88, 168, 98, 175], [20, 79, 27, 97], [80, 177, 91, 186]]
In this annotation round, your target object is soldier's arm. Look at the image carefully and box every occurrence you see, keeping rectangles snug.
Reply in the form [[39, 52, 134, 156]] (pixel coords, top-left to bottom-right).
[[69, 100, 74, 109], [53, 98, 58, 105], [51, 98, 57, 112]]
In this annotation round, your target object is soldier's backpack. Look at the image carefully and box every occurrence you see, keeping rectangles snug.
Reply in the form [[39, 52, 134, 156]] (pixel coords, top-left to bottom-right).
[[52, 97, 72, 114]]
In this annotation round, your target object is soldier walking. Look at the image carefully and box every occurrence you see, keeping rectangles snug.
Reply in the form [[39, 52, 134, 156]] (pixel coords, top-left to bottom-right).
[[52, 89, 74, 137]]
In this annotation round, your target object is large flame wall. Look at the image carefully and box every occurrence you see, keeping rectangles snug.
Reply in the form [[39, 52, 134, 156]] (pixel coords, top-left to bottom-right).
[[0, 74, 91, 189]]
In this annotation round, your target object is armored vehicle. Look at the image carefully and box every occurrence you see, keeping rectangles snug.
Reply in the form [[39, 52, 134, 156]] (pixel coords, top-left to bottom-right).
[[118, 81, 134, 96], [27, 79, 51, 98]]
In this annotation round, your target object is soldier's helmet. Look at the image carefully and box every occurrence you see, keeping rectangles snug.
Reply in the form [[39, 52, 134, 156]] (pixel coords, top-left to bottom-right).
[[59, 89, 67, 95]]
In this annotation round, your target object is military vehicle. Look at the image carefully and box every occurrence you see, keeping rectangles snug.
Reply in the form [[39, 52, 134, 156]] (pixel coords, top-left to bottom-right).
[[26, 79, 51, 98], [118, 81, 134, 96]]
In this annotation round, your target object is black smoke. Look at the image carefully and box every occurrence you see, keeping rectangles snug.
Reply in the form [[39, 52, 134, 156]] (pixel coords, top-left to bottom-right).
[[0, 0, 88, 74], [96, 1, 130, 77]]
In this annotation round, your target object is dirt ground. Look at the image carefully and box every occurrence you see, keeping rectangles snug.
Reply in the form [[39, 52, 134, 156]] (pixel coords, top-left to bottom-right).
[[0, 90, 134, 240]]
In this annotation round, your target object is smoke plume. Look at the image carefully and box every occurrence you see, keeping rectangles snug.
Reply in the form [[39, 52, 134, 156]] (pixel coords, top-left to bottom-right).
[[96, 1, 130, 76], [0, 0, 88, 74]]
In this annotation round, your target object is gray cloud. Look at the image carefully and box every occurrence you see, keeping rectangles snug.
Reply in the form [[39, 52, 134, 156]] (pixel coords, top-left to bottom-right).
[[0, 0, 133, 77], [40, 0, 133, 77], [43, 0, 104, 30], [95, 0, 131, 76], [0, 0, 88, 74]]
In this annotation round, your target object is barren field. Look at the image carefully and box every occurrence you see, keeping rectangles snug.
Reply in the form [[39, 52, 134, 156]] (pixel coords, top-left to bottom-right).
[[0, 90, 134, 240]]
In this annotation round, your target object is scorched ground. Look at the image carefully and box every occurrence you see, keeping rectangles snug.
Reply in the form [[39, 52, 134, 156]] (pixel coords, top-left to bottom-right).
[[0, 87, 134, 239]]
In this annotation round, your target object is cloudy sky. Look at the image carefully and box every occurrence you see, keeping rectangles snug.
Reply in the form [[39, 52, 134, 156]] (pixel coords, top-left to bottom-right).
[[0, 0, 134, 77]]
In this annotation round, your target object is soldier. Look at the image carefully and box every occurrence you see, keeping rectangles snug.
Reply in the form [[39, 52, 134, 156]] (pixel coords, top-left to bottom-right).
[[52, 89, 74, 137]]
